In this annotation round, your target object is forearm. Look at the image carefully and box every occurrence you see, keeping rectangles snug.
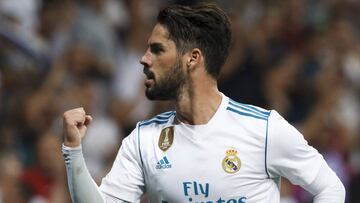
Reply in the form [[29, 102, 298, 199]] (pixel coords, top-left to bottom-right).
[[62, 144, 105, 203], [62, 145, 132, 203], [302, 160, 345, 203]]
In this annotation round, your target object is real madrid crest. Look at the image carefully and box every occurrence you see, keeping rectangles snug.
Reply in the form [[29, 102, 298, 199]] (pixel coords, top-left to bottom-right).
[[158, 126, 174, 151], [222, 148, 241, 174]]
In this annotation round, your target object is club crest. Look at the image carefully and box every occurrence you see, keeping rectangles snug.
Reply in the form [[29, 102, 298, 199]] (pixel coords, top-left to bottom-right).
[[222, 148, 241, 174], [158, 126, 174, 151]]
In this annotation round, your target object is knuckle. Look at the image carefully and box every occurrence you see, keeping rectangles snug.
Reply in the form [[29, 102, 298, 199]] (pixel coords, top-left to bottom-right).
[[63, 110, 70, 117], [63, 109, 77, 121], [75, 107, 85, 114], [63, 112, 70, 119]]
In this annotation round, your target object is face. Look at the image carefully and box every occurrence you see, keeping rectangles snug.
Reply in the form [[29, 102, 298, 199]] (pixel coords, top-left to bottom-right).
[[140, 24, 186, 100]]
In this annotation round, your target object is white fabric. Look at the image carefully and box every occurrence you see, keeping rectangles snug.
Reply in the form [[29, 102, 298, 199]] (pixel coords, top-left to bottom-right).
[[62, 145, 105, 203], [99, 126, 145, 203], [62, 145, 130, 203], [98, 94, 345, 202], [267, 111, 345, 202], [267, 110, 324, 185], [305, 160, 346, 202], [63, 94, 345, 202], [0, 0, 39, 31]]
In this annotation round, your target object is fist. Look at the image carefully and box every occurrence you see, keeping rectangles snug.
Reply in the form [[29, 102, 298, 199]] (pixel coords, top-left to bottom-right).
[[63, 107, 93, 147]]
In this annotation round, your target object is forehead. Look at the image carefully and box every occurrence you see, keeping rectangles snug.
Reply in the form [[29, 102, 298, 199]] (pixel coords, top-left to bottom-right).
[[148, 24, 175, 48]]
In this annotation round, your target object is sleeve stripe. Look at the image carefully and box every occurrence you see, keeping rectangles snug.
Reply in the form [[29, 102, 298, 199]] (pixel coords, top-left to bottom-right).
[[227, 107, 268, 120], [139, 119, 169, 127], [139, 111, 175, 127], [229, 99, 270, 116]]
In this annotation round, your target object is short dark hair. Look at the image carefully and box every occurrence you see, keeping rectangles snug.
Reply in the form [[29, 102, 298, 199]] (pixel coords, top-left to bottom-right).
[[157, 3, 232, 79]]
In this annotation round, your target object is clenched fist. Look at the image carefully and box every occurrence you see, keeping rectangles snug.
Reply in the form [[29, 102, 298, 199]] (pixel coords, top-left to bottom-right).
[[63, 107, 93, 147]]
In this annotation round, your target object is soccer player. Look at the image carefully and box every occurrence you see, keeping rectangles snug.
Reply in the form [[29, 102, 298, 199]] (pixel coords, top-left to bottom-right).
[[62, 3, 345, 203]]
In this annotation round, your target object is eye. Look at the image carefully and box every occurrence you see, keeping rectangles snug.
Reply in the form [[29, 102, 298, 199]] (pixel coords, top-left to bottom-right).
[[151, 47, 162, 54], [150, 44, 164, 55]]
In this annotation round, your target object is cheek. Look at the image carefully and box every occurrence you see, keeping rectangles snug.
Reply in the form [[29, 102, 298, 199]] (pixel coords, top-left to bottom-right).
[[151, 49, 180, 76], [153, 59, 174, 78]]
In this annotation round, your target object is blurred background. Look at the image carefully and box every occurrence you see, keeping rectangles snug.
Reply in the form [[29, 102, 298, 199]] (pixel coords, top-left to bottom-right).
[[0, 0, 359, 202]]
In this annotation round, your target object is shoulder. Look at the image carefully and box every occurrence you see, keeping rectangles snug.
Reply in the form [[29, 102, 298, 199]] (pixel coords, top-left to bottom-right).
[[226, 97, 271, 121], [266, 110, 312, 157], [121, 111, 176, 156], [138, 111, 176, 128], [123, 111, 176, 144]]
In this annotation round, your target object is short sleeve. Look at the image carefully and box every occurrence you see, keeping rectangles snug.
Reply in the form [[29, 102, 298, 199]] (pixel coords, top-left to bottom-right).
[[99, 123, 145, 202], [266, 111, 324, 186]]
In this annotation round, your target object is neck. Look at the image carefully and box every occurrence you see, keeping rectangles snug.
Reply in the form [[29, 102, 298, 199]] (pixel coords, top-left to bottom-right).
[[174, 78, 222, 125]]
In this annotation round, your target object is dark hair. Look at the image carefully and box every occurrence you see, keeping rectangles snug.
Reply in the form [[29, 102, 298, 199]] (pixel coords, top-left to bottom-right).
[[157, 3, 232, 79]]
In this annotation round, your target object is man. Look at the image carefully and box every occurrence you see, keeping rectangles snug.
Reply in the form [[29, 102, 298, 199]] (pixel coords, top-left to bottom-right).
[[62, 3, 345, 203]]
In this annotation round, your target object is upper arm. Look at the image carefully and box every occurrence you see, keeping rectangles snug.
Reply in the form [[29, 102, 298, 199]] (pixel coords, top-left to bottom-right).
[[266, 111, 323, 186], [266, 111, 345, 201], [99, 124, 145, 203]]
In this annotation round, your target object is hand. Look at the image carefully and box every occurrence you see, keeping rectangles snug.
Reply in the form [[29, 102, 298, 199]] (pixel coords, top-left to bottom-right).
[[63, 107, 92, 147]]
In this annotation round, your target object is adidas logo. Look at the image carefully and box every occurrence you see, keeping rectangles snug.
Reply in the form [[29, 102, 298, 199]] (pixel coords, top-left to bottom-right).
[[156, 156, 172, 169]]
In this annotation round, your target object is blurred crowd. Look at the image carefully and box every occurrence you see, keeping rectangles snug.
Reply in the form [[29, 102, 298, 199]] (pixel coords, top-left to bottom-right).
[[0, 0, 359, 202]]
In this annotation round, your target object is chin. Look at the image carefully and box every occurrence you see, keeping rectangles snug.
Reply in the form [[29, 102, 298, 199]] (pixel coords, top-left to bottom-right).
[[145, 91, 156, 100], [145, 90, 174, 101], [145, 88, 158, 100]]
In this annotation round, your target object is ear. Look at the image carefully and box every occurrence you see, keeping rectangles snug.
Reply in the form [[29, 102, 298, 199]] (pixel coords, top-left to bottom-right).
[[186, 48, 202, 71]]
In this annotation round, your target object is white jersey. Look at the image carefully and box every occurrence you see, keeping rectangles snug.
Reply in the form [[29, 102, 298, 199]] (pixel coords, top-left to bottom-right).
[[99, 94, 324, 203]]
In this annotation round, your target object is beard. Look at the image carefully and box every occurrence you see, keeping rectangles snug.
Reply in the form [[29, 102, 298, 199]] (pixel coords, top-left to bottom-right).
[[144, 59, 186, 101]]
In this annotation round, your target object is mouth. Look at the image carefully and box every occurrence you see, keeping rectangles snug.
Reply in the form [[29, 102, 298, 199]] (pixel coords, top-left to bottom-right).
[[145, 79, 155, 88], [143, 68, 155, 87]]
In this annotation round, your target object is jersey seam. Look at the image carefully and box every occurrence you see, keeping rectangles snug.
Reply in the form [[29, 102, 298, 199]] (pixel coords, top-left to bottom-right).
[[137, 122, 144, 169], [265, 110, 272, 178]]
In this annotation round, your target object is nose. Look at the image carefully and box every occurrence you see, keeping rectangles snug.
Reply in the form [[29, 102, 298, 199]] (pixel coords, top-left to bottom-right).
[[140, 49, 152, 67]]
